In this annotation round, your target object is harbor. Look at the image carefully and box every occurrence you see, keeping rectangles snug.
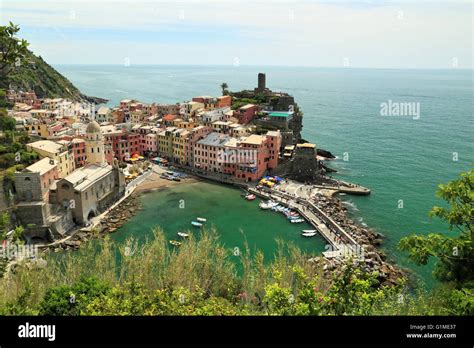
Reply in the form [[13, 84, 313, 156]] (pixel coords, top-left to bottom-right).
[[247, 181, 360, 259]]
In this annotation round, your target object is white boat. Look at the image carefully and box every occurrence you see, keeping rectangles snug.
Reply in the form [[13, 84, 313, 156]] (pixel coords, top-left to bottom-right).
[[259, 202, 272, 210], [302, 232, 317, 237], [302, 230, 317, 233], [290, 218, 305, 223], [191, 221, 203, 227], [177, 232, 189, 238], [196, 217, 207, 222]]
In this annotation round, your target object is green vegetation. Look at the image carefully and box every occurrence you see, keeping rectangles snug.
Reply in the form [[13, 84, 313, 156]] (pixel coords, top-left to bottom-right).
[[0, 22, 29, 75], [399, 167, 474, 315], [0, 211, 24, 243], [0, 89, 39, 196], [220, 82, 228, 96], [0, 23, 103, 102], [0, 225, 467, 316]]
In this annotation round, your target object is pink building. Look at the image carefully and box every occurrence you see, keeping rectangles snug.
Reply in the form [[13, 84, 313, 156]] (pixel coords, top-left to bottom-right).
[[217, 95, 232, 108], [142, 133, 158, 155], [222, 131, 282, 182], [194, 132, 229, 173], [235, 104, 257, 124], [48, 122, 64, 137], [71, 138, 87, 168], [186, 126, 212, 166]]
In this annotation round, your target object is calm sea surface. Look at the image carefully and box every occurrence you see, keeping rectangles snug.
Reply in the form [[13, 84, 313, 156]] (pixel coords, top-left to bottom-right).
[[55, 65, 474, 287]]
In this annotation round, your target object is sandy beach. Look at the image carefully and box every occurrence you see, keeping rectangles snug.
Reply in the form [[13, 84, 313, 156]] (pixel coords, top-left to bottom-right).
[[133, 166, 201, 194]]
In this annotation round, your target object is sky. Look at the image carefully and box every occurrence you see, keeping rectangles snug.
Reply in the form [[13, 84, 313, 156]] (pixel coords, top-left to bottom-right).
[[0, 0, 472, 69]]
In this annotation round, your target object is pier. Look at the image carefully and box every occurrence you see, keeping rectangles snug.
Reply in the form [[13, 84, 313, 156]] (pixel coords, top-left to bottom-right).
[[247, 186, 362, 259], [313, 182, 371, 195]]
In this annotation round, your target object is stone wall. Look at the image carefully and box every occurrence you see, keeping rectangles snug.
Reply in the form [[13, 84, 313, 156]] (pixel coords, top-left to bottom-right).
[[14, 172, 43, 201], [15, 201, 49, 227]]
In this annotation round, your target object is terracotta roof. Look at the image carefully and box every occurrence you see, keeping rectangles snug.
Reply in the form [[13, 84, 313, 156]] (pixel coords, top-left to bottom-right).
[[163, 114, 177, 121]]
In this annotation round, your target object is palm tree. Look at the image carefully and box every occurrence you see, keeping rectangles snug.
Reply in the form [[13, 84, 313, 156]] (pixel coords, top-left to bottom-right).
[[220, 82, 228, 96]]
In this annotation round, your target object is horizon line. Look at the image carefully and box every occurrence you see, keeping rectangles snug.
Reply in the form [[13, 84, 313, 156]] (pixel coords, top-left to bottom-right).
[[51, 63, 474, 71]]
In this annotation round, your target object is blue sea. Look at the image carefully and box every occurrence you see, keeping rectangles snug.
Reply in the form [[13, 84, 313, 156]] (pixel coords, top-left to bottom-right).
[[55, 65, 473, 287]]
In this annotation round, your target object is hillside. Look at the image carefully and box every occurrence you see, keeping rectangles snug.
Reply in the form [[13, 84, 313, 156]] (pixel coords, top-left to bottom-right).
[[0, 49, 107, 104]]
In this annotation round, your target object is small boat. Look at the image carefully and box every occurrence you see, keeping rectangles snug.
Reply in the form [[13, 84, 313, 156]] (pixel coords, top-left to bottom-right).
[[302, 232, 317, 237], [177, 232, 189, 238], [191, 221, 203, 227], [169, 240, 182, 246], [302, 230, 317, 233], [290, 218, 305, 223], [172, 177, 181, 182], [259, 202, 272, 210], [245, 194, 256, 201], [196, 217, 207, 222]]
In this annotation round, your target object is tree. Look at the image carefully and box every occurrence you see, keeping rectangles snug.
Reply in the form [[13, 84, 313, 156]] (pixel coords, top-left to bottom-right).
[[399, 168, 474, 284], [220, 82, 228, 96], [0, 22, 29, 74], [0, 112, 16, 131], [0, 211, 10, 241]]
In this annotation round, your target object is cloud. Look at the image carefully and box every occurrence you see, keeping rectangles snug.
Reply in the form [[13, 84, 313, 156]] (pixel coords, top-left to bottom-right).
[[1, 0, 472, 68]]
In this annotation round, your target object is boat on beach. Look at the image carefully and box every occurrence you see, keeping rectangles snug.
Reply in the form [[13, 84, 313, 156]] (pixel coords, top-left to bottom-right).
[[196, 217, 207, 222], [169, 240, 182, 246], [177, 232, 189, 238], [191, 221, 203, 227]]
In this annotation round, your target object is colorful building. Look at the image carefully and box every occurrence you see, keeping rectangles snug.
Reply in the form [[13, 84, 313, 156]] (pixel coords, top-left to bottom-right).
[[217, 95, 232, 108], [27, 140, 75, 178], [235, 104, 257, 124], [71, 138, 87, 168]]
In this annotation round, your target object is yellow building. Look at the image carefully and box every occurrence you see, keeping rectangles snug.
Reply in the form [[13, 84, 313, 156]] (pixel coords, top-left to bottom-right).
[[27, 140, 75, 178], [172, 129, 189, 164], [174, 118, 197, 130], [158, 127, 175, 159], [25, 123, 49, 138]]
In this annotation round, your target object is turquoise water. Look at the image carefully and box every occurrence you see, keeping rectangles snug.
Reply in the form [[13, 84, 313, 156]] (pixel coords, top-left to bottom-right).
[[55, 65, 473, 287], [112, 182, 326, 260]]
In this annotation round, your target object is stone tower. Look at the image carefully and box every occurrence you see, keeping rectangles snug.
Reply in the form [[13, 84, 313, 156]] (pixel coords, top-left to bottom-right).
[[85, 120, 105, 165], [257, 73, 266, 93]]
